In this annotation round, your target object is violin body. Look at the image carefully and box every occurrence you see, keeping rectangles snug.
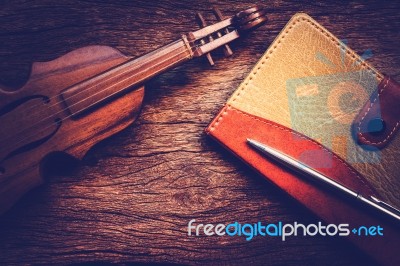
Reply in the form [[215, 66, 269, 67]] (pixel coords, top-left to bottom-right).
[[0, 46, 145, 213], [0, 6, 268, 213]]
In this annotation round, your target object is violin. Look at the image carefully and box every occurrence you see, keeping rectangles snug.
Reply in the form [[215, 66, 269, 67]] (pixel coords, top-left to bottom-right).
[[0, 6, 267, 213]]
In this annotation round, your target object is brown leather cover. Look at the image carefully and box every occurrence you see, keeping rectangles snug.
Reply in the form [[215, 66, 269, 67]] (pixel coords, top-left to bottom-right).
[[353, 76, 400, 149], [206, 13, 400, 265]]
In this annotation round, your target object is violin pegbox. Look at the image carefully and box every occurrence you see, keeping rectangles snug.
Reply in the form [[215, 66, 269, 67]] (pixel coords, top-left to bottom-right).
[[195, 8, 234, 66], [195, 12, 216, 66], [186, 6, 267, 65], [212, 8, 234, 57]]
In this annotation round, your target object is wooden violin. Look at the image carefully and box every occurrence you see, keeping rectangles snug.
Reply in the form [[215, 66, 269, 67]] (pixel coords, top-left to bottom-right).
[[0, 7, 267, 213]]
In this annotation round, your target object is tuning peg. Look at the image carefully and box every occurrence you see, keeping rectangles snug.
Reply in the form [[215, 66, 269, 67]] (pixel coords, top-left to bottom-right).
[[212, 8, 233, 57], [195, 12, 215, 66]]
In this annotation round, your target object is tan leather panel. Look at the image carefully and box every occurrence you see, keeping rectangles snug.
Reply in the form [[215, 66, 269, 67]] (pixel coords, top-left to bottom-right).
[[227, 13, 400, 208]]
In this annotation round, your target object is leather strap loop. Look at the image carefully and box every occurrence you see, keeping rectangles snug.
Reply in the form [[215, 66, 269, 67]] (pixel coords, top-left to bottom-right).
[[353, 76, 400, 149]]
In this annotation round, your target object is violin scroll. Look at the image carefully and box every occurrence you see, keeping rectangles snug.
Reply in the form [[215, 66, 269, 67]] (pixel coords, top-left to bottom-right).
[[234, 6, 268, 31]]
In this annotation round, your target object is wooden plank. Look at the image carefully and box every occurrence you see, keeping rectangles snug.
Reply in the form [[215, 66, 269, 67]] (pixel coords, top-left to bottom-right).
[[0, 0, 398, 265]]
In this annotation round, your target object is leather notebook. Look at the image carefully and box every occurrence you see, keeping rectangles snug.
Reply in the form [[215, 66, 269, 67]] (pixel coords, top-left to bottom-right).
[[206, 13, 400, 265]]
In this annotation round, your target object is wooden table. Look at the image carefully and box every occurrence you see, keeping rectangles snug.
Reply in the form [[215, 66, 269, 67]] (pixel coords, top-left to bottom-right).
[[0, 1, 399, 265]]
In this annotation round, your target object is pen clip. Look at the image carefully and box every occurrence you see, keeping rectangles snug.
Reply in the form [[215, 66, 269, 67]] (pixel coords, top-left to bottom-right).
[[370, 196, 400, 215]]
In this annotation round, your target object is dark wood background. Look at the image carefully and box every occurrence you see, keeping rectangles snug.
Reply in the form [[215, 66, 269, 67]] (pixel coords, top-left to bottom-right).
[[0, 0, 399, 265]]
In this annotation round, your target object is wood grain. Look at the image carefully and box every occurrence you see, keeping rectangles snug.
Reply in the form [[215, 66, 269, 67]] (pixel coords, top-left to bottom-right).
[[0, 0, 399, 265]]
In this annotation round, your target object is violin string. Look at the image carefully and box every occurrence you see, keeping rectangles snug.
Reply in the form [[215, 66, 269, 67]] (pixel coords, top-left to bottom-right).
[[1, 41, 202, 144], [1, 42, 204, 157], [12, 20, 243, 121], [1, 48, 193, 157], [5, 14, 251, 121], [9, 41, 197, 124]]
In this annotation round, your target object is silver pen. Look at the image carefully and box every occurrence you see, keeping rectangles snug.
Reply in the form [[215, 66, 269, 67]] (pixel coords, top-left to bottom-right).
[[247, 138, 400, 223]]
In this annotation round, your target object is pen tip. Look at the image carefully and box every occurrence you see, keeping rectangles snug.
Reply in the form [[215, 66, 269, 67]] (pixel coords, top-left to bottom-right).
[[247, 139, 266, 151], [247, 139, 259, 148]]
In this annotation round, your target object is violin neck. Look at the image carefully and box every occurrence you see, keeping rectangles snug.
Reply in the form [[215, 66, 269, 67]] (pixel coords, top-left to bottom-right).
[[61, 38, 192, 118]]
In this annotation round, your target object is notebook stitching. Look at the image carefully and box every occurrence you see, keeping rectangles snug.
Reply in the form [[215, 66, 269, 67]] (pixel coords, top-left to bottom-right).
[[358, 78, 400, 145], [231, 15, 381, 105], [209, 14, 381, 195], [210, 14, 381, 133], [230, 106, 375, 196]]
